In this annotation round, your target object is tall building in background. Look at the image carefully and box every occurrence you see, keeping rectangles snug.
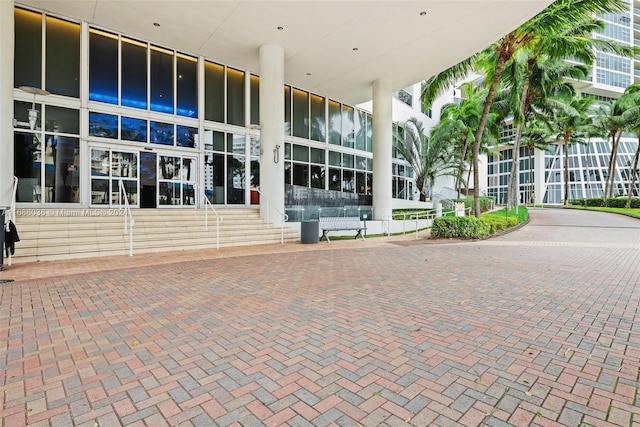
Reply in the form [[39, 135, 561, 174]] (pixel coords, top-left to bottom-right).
[[486, 0, 640, 204]]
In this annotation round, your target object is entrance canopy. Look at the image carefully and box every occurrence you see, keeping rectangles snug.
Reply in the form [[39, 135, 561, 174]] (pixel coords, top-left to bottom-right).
[[18, 0, 552, 105]]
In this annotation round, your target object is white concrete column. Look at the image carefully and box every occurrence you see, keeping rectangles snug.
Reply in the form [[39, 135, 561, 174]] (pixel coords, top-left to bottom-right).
[[0, 0, 14, 209], [259, 44, 285, 225], [372, 79, 392, 220]]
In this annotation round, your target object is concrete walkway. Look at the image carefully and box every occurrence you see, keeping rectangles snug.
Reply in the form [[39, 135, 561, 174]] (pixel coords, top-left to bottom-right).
[[1, 208, 640, 426]]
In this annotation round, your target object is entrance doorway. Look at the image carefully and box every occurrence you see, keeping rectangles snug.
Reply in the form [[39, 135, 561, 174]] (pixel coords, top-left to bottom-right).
[[140, 151, 157, 208]]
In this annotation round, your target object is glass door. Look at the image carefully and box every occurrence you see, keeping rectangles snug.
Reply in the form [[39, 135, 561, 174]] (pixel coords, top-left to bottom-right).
[[90, 147, 138, 206], [140, 151, 157, 208]]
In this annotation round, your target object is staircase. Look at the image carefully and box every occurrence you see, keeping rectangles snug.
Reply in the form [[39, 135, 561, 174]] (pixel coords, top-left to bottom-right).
[[11, 208, 299, 263]]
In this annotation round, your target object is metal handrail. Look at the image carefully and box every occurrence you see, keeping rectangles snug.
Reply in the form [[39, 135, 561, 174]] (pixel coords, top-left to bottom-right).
[[118, 179, 134, 256], [6, 177, 18, 266], [253, 187, 288, 244], [199, 187, 222, 250]]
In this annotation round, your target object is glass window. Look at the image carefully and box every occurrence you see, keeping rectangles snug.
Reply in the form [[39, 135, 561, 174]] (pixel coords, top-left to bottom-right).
[[45, 106, 79, 134], [293, 163, 308, 187], [250, 74, 260, 125], [311, 148, 324, 164], [355, 109, 366, 151], [343, 154, 354, 169], [122, 37, 148, 110], [176, 125, 197, 148], [227, 68, 245, 126], [293, 88, 309, 139], [293, 145, 309, 162], [89, 29, 118, 104], [329, 151, 341, 167], [150, 121, 174, 145], [14, 101, 41, 131], [204, 152, 225, 204], [311, 165, 325, 189], [204, 130, 225, 152], [89, 112, 118, 138], [329, 168, 341, 191], [46, 16, 80, 97], [284, 143, 291, 160], [14, 132, 41, 202], [366, 114, 373, 152], [15, 8, 42, 90], [328, 100, 341, 145], [227, 133, 245, 154], [150, 45, 174, 114], [227, 155, 245, 204], [177, 53, 198, 117], [111, 151, 137, 178], [284, 86, 291, 135], [310, 94, 325, 142], [44, 136, 80, 202], [121, 117, 147, 142], [342, 106, 355, 148], [204, 61, 224, 122], [284, 162, 292, 185]]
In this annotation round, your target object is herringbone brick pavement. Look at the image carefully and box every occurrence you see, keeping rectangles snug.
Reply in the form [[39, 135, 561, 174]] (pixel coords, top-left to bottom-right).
[[1, 209, 640, 426]]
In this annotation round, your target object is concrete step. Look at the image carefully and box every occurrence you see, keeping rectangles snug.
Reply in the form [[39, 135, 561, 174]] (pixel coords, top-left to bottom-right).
[[11, 208, 299, 263]]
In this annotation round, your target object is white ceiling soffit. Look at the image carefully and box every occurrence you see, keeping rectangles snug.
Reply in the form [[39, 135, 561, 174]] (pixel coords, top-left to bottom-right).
[[18, 0, 553, 105]]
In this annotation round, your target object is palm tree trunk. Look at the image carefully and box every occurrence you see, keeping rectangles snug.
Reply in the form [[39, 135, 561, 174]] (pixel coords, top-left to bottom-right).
[[608, 132, 622, 199], [626, 136, 640, 208], [604, 131, 619, 203], [457, 136, 471, 199], [563, 139, 570, 206], [528, 149, 534, 205], [507, 60, 533, 211], [472, 54, 509, 217]]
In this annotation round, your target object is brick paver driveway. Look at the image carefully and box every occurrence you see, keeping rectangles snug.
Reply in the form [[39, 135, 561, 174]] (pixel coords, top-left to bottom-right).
[[2, 208, 640, 426]]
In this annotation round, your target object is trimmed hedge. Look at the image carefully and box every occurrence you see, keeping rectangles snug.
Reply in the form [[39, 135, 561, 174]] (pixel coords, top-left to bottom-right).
[[454, 196, 496, 213], [431, 207, 528, 239], [568, 197, 640, 208], [431, 216, 490, 239]]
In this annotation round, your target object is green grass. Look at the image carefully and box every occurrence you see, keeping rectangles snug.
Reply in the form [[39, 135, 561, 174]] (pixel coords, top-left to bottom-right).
[[564, 205, 640, 219]]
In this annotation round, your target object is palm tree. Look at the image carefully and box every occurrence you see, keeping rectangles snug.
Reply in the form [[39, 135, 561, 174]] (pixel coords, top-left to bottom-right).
[[594, 99, 628, 202], [520, 118, 554, 204], [430, 81, 489, 199], [619, 84, 640, 206], [551, 94, 595, 205], [421, 0, 630, 216], [393, 117, 463, 201], [501, 54, 589, 209]]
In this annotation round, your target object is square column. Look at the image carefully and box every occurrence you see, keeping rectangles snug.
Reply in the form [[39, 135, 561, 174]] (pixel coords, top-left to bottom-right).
[[259, 44, 285, 225], [372, 79, 392, 220], [0, 0, 14, 210]]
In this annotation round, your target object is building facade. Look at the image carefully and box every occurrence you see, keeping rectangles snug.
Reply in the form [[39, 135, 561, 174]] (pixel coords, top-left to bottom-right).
[[486, 0, 640, 204]]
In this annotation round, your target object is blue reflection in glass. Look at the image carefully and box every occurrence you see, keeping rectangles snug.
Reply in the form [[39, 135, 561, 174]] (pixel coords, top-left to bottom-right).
[[122, 40, 147, 110], [176, 125, 197, 148], [89, 112, 118, 138], [150, 121, 174, 145], [121, 116, 147, 142]]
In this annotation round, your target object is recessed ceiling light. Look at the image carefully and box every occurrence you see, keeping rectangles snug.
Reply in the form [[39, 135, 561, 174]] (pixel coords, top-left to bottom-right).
[[153, 22, 160, 27], [277, 26, 284, 30], [353, 47, 359, 51], [306, 72, 311, 76], [419, 11, 427, 16]]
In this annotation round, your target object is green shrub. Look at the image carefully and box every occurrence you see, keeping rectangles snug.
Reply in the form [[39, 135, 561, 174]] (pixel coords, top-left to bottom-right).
[[569, 197, 640, 208], [454, 196, 496, 213], [431, 216, 490, 239]]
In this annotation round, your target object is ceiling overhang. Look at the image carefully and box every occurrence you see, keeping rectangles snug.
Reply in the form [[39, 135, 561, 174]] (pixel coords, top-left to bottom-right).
[[17, 0, 553, 105]]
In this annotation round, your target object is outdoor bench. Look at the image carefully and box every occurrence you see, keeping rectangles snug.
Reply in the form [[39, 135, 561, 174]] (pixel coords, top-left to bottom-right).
[[319, 217, 365, 242]]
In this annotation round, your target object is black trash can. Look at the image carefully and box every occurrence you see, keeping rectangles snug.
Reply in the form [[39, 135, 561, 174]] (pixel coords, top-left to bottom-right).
[[300, 220, 319, 244]]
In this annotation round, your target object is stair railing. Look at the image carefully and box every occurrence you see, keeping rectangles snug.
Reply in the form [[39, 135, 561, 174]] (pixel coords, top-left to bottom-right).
[[252, 187, 288, 244], [5, 177, 18, 266], [118, 179, 134, 256], [199, 186, 222, 249]]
